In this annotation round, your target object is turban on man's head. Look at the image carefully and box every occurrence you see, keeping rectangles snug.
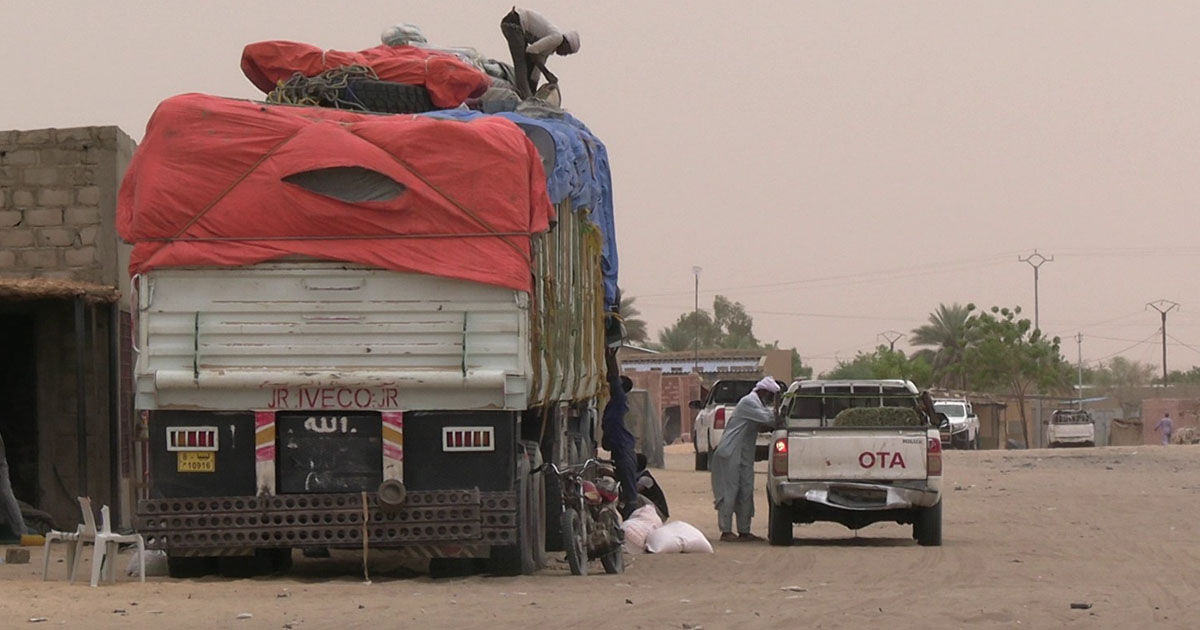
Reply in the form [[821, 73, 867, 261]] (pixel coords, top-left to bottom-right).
[[755, 377, 781, 394]]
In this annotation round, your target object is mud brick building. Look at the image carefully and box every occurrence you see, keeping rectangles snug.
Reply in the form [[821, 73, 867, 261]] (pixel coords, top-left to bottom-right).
[[0, 126, 136, 531]]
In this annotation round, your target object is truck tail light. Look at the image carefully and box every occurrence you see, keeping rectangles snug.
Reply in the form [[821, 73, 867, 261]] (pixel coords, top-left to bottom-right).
[[771, 438, 789, 477], [927, 437, 943, 477], [442, 427, 496, 452], [714, 407, 726, 430], [166, 426, 219, 452]]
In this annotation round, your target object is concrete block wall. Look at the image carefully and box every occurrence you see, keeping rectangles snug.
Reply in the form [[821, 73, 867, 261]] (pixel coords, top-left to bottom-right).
[[1140, 399, 1200, 445], [625, 370, 703, 440], [0, 126, 134, 288]]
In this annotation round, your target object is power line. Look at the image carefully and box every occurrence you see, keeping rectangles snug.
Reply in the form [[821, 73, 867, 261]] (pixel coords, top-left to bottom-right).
[[1165, 333, 1200, 357], [1090, 330, 1161, 364], [633, 251, 1021, 299]]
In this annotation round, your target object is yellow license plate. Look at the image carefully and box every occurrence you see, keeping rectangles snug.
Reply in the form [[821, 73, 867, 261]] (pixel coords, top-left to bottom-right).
[[177, 451, 215, 473]]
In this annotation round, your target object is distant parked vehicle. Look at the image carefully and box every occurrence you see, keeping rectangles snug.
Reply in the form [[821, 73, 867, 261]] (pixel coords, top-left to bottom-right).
[[1048, 409, 1095, 448], [689, 379, 776, 471], [933, 398, 980, 450]]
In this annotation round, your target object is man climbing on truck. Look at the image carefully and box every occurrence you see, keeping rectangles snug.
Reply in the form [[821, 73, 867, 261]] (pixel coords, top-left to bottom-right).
[[602, 346, 639, 519]]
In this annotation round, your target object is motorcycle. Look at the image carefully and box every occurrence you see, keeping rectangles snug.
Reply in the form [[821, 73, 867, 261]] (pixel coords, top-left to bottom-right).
[[538, 458, 625, 576]]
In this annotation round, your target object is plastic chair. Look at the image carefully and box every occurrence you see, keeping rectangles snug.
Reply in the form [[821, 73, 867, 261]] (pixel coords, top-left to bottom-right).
[[70, 498, 145, 586], [41, 497, 94, 581]]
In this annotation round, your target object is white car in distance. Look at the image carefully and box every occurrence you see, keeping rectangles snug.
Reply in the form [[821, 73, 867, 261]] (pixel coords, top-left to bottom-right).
[[689, 379, 775, 471], [933, 398, 980, 450]]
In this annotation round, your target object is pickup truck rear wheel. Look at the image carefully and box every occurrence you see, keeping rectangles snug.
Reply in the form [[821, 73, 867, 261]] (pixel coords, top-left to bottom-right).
[[767, 500, 793, 546], [914, 500, 942, 547], [694, 450, 709, 471]]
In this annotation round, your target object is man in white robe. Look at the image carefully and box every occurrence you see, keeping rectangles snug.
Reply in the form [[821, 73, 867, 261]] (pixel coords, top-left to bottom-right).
[[710, 378, 779, 542]]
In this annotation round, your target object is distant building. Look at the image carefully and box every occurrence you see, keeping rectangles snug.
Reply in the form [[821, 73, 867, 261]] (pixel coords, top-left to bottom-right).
[[618, 347, 792, 445], [620, 347, 792, 383]]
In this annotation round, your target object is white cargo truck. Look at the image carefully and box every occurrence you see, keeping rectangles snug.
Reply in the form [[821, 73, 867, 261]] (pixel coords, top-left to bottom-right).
[[123, 94, 618, 578]]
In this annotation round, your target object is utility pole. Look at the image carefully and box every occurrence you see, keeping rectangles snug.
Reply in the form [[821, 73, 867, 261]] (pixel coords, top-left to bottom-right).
[[879, 330, 905, 352], [1076, 333, 1083, 409], [692, 266, 702, 374], [1019, 250, 1052, 448], [1018, 249, 1054, 332], [1147, 300, 1179, 385]]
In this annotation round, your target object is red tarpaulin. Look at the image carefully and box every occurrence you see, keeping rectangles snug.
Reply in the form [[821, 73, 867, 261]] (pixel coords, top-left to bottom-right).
[[118, 94, 554, 293], [241, 41, 491, 108]]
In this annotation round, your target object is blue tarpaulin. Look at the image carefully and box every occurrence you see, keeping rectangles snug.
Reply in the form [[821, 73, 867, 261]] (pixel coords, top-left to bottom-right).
[[426, 109, 618, 310]]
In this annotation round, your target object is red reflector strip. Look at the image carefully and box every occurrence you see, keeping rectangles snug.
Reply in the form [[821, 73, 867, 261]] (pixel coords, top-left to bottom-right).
[[483, 432, 491, 447]]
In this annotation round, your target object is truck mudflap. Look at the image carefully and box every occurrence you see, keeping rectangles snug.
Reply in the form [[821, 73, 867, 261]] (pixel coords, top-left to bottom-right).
[[136, 490, 517, 554]]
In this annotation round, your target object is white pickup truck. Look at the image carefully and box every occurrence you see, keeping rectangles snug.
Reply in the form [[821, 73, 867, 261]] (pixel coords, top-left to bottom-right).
[[933, 398, 980, 450], [689, 379, 775, 471], [1048, 409, 1095, 447], [766, 379, 943, 546]]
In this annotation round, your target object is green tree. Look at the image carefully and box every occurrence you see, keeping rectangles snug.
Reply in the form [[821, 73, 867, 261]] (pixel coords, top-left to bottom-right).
[[619, 295, 649, 345], [713, 295, 760, 349], [821, 345, 934, 387], [1167, 366, 1200, 385], [792, 349, 814, 379], [1094, 357, 1156, 416], [658, 297, 811, 379], [964, 306, 1072, 447], [656, 295, 759, 351], [911, 303, 976, 389], [656, 310, 723, 351]]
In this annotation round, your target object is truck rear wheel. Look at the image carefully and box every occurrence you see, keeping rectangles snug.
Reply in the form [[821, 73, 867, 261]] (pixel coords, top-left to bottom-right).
[[487, 447, 536, 576], [694, 450, 709, 471], [914, 500, 942, 547], [767, 500, 793, 546]]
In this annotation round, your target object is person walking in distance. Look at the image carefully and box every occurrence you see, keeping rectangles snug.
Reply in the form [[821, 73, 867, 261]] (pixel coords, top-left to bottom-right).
[[1154, 412, 1174, 446], [710, 378, 779, 542]]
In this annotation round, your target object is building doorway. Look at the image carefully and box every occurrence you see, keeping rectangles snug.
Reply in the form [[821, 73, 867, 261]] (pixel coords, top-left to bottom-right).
[[663, 406, 681, 445], [0, 312, 39, 507]]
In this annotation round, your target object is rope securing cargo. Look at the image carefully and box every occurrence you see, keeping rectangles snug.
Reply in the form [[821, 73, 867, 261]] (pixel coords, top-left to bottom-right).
[[266, 65, 381, 111]]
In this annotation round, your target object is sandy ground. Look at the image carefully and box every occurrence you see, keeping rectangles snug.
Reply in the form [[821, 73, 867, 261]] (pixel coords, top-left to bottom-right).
[[2, 444, 1198, 629]]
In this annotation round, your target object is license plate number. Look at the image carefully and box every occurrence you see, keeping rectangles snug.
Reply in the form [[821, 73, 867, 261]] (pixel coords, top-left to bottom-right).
[[177, 451, 215, 473]]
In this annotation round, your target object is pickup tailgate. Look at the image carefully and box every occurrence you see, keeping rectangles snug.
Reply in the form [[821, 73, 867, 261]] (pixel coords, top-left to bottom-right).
[[1053, 424, 1093, 440], [788, 428, 928, 481]]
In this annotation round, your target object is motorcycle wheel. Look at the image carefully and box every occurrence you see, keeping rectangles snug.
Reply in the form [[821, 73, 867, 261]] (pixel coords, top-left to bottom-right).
[[561, 509, 587, 576], [600, 546, 624, 574]]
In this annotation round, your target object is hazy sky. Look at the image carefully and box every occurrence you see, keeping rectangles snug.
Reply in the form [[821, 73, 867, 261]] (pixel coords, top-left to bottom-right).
[[5, 1, 1199, 373]]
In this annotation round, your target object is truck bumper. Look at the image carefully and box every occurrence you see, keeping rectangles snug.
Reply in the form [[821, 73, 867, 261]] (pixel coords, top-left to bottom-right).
[[136, 490, 517, 557], [769, 478, 941, 511]]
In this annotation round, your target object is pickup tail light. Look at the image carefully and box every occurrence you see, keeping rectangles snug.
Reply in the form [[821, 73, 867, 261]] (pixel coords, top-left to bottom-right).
[[771, 438, 789, 477], [714, 407, 727, 430], [927, 437, 943, 477]]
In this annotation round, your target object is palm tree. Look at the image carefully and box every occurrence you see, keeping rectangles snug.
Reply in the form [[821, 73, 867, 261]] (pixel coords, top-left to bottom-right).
[[619, 295, 650, 346], [911, 303, 976, 389]]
